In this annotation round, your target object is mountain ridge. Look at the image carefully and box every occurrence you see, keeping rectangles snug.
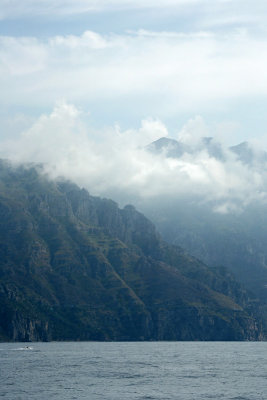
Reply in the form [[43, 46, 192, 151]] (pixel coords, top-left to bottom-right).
[[146, 136, 267, 164], [0, 160, 265, 341], [140, 136, 267, 333]]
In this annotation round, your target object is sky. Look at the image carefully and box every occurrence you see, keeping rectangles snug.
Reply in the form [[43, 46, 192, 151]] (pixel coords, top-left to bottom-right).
[[1, 0, 267, 210], [1, 0, 267, 142]]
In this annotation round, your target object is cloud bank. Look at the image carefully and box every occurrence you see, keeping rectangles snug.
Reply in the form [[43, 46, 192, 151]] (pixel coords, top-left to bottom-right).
[[1, 28, 267, 124], [2, 102, 267, 213]]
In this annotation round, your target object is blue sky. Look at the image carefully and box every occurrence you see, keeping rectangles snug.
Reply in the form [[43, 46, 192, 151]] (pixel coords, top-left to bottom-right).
[[1, 0, 267, 146]]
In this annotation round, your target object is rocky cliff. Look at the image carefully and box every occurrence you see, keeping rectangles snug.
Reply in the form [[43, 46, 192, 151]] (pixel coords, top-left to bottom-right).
[[0, 160, 264, 341]]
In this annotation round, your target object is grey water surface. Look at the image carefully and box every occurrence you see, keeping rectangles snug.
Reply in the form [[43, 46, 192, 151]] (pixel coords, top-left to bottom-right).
[[0, 341, 266, 399]]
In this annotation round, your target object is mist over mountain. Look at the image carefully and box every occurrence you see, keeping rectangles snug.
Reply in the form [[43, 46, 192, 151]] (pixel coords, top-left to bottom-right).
[[147, 135, 267, 168], [140, 136, 267, 322], [1, 105, 267, 339], [0, 160, 265, 341], [2, 104, 267, 215], [147, 136, 226, 161]]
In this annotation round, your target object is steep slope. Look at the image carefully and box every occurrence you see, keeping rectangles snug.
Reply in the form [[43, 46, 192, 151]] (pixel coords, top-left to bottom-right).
[[0, 160, 264, 341], [139, 137, 267, 336], [144, 137, 267, 304]]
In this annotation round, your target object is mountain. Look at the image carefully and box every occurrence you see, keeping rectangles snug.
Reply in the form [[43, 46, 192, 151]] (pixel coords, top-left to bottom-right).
[[230, 141, 255, 164], [230, 141, 267, 165], [142, 137, 267, 327], [147, 136, 267, 166], [0, 160, 264, 341], [146, 136, 226, 160], [142, 198, 267, 301], [146, 137, 188, 158]]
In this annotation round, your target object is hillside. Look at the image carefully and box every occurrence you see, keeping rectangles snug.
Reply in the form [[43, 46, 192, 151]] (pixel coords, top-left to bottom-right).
[[0, 160, 264, 341], [144, 137, 267, 305]]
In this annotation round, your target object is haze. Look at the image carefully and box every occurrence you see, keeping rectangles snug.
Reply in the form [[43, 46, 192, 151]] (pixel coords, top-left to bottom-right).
[[1, 0, 267, 212]]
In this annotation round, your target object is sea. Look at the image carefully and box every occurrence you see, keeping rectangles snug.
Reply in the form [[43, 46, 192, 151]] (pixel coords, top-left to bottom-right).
[[0, 341, 266, 400]]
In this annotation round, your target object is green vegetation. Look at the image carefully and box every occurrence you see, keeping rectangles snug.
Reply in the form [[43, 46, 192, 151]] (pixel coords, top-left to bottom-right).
[[0, 160, 264, 341]]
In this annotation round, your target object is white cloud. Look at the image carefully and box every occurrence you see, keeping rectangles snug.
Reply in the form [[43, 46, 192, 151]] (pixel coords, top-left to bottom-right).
[[2, 103, 267, 213], [116, 119, 169, 148], [1, 29, 267, 119], [177, 116, 210, 145], [1, 1, 267, 214], [49, 31, 109, 49], [0, 36, 47, 75]]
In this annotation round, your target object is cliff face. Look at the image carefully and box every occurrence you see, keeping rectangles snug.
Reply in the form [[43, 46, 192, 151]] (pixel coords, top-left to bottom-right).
[[0, 161, 264, 341]]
